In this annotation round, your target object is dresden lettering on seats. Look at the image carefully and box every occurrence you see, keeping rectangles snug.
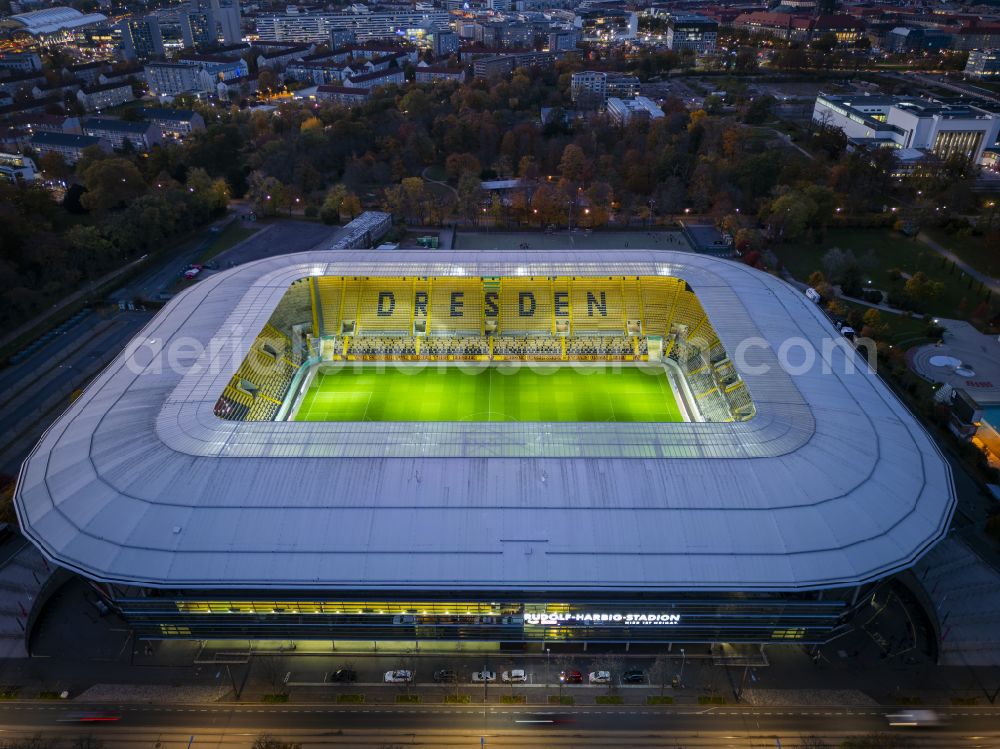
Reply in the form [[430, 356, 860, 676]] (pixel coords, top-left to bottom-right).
[[366, 289, 617, 318]]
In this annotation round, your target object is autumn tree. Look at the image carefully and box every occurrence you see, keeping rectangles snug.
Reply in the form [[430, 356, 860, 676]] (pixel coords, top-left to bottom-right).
[[79, 158, 147, 215]]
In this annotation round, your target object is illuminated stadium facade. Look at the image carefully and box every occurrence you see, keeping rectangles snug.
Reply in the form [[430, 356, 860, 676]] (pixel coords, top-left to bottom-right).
[[14, 250, 955, 648]]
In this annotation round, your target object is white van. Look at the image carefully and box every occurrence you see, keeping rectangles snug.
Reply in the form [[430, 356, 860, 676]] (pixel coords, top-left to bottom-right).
[[805, 287, 821, 303]]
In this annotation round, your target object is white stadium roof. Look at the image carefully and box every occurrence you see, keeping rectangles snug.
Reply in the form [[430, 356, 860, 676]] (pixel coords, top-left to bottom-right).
[[6, 7, 107, 35], [14, 250, 955, 592]]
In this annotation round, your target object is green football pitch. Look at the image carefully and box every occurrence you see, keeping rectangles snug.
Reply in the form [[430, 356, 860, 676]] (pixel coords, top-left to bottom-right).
[[293, 365, 684, 422]]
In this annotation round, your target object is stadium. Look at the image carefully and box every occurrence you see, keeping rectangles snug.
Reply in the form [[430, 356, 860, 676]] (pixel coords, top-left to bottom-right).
[[14, 249, 955, 649]]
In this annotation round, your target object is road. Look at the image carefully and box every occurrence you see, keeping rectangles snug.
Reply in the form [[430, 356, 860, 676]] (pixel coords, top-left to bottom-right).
[[0, 218, 342, 478], [0, 701, 996, 748]]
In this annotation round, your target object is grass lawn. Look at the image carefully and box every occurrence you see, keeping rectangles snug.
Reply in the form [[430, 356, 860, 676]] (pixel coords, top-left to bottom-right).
[[773, 228, 990, 321], [198, 222, 260, 263], [923, 229, 998, 279], [294, 364, 683, 423]]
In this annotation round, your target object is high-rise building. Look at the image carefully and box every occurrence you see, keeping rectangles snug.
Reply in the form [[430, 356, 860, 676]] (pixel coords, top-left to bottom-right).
[[119, 16, 165, 61], [432, 29, 458, 57], [181, 0, 241, 48]]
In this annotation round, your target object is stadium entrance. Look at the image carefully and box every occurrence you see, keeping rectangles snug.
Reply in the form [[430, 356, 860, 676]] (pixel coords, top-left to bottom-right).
[[115, 592, 852, 646]]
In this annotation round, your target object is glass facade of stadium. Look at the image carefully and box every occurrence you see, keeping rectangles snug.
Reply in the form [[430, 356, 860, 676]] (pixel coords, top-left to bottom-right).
[[111, 589, 858, 647]]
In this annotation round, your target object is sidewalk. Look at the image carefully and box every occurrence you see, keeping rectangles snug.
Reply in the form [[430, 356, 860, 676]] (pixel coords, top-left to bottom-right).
[[917, 231, 999, 295]]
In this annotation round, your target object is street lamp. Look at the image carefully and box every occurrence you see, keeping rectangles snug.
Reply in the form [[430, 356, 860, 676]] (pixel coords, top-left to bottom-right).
[[546, 647, 551, 688], [679, 648, 686, 684]]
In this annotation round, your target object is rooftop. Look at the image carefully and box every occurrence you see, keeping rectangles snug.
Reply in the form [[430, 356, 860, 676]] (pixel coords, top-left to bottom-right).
[[14, 250, 955, 593]]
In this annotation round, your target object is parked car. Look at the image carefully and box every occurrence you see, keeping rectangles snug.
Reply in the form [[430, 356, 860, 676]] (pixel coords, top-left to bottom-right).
[[329, 667, 356, 683], [560, 670, 583, 684], [384, 670, 413, 683], [622, 669, 644, 684], [471, 671, 497, 683], [433, 669, 456, 683], [501, 669, 526, 683], [589, 671, 611, 684]]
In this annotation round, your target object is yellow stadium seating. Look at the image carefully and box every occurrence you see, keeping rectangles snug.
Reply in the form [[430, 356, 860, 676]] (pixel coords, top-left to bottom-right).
[[316, 277, 343, 336], [358, 277, 414, 334], [499, 277, 553, 335], [570, 277, 625, 334], [429, 277, 483, 335]]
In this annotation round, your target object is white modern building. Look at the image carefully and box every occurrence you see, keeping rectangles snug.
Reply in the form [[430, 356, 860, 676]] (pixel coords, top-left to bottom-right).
[[256, 10, 451, 43], [813, 93, 1000, 166], [965, 49, 1000, 80], [665, 13, 718, 53], [607, 96, 664, 125]]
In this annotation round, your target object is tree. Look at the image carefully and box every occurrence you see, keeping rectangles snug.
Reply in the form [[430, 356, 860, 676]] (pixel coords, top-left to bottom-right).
[[821, 247, 858, 284], [258, 69, 278, 96], [558, 144, 588, 183], [252, 734, 299, 749], [445, 152, 480, 181], [247, 171, 289, 217], [37, 150, 71, 182], [589, 653, 625, 694], [320, 184, 349, 224], [767, 191, 816, 241], [904, 271, 944, 309], [862, 308, 887, 338], [648, 654, 672, 697], [78, 158, 147, 215], [255, 656, 288, 697]]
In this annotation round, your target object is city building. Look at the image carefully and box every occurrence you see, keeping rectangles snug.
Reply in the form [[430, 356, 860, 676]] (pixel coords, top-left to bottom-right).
[[471, 51, 556, 79], [415, 65, 466, 83], [886, 27, 952, 53], [548, 29, 579, 52], [314, 84, 371, 106], [76, 82, 134, 112], [432, 29, 459, 57], [28, 131, 110, 164], [953, 23, 1000, 52], [606, 95, 664, 125], [0, 52, 43, 74], [570, 70, 640, 104], [141, 108, 206, 139], [256, 44, 313, 72], [329, 27, 356, 49], [181, 0, 241, 47], [119, 16, 165, 61], [81, 117, 162, 152], [0, 152, 37, 183], [344, 68, 405, 90], [61, 61, 109, 86], [13, 250, 955, 648], [575, 8, 638, 42], [965, 49, 1000, 80], [144, 62, 203, 96], [813, 93, 1000, 167], [256, 10, 451, 43], [665, 14, 718, 54]]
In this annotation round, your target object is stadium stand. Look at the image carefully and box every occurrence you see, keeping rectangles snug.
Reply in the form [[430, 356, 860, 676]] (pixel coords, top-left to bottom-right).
[[359, 277, 413, 335], [570, 278, 625, 335], [493, 336, 562, 358], [316, 277, 343, 336], [500, 277, 553, 335], [215, 274, 755, 423], [429, 277, 483, 336]]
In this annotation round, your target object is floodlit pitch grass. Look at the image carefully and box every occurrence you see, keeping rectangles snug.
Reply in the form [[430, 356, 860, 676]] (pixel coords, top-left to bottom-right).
[[294, 365, 684, 422]]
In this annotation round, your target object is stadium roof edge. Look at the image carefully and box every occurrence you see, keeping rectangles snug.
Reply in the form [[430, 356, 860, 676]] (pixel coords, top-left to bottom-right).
[[14, 249, 956, 593]]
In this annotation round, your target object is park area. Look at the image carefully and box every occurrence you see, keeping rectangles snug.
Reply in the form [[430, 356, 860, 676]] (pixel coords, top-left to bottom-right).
[[772, 228, 994, 326], [293, 364, 684, 423], [454, 230, 689, 251]]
